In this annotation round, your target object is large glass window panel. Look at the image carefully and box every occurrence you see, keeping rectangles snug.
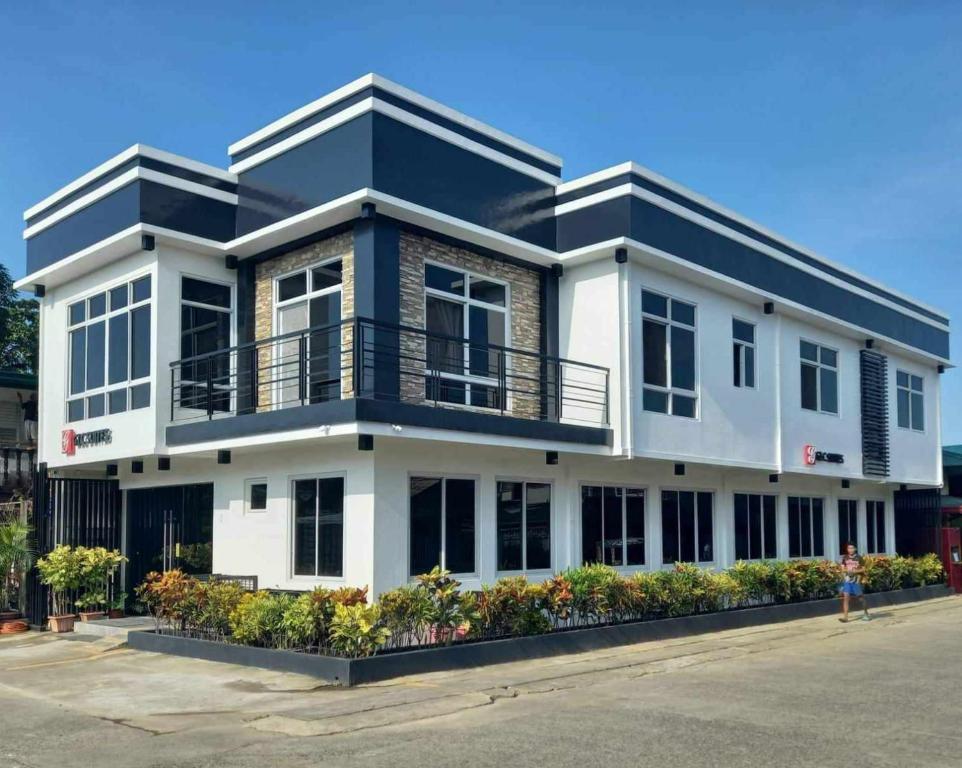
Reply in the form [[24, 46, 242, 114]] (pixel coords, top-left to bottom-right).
[[444, 479, 475, 574], [734, 493, 749, 560], [410, 478, 442, 575], [311, 261, 342, 291], [425, 264, 465, 295], [697, 492, 714, 562], [670, 326, 695, 391], [670, 299, 695, 326], [625, 489, 645, 565], [317, 477, 344, 577], [525, 483, 551, 570], [88, 293, 106, 318], [661, 491, 679, 564], [67, 399, 84, 422], [132, 276, 151, 303], [733, 319, 754, 343], [838, 499, 858, 553], [788, 497, 801, 558], [910, 393, 924, 431], [469, 278, 505, 306], [277, 302, 309, 407], [278, 272, 307, 302], [763, 495, 777, 559], [800, 364, 818, 410], [86, 321, 105, 390], [426, 296, 464, 375], [293, 479, 317, 576], [679, 491, 696, 563], [87, 394, 105, 418], [744, 346, 755, 388], [69, 302, 85, 325], [643, 389, 668, 413], [182, 277, 231, 308], [642, 320, 667, 386], [603, 486, 624, 566], [110, 285, 128, 311], [800, 497, 812, 557], [108, 388, 127, 415], [820, 368, 838, 414], [108, 314, 128, 385], [130, 305, 151, 380], [581, 486, 603, 564], [642, 290, 668, 317], [309, 292, 341, 402], [497, 481, 523, 571], [469, 305, 504, 377], [130, 382, 150, 410], [70, 329, 86, 395], [800, 340, 818, 361], [812, 499, 824, 557], [671, 395, 697, 418], [748, 494, 762, 561]]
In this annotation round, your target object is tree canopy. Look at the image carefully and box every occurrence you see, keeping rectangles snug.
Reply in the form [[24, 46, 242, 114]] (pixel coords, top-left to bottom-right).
[[0, 264, 38, 374]]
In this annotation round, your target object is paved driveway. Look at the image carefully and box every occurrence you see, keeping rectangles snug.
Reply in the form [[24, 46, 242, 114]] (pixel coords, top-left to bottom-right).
[[1, 596, 960, 767]]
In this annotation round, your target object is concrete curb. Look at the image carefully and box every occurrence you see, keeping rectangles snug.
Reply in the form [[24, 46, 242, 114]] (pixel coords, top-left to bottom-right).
[[127, 584, 953, 686]]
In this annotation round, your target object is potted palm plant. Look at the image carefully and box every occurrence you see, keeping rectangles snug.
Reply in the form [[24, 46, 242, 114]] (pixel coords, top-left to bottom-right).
[[36, 545, 83, 632], [0, 519, 33, 633]]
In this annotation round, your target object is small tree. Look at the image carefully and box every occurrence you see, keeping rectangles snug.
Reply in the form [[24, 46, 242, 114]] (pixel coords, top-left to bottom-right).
[[0, 520, 33, 611], [36, 545, 83, 616]]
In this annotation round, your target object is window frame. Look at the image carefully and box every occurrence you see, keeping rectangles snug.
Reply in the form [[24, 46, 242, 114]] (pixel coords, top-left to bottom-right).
[[660, 488, 715, 565], [787, 495, 826, 559], [495, 477, 554, 575], [422, 260, 512, 411], [407, 472, 480, 579], [66, 273, 152, 422], [895, 369, 925, 433], [288, 471, 346, 581], [640, 288, 699, 418], [865, 499, 887, 554], [271, 257, 344, 409], [178, 273, 236, 415], [578, 483, 647, 569], [732, 491, 778, 561], [245, 477, 268, 514], [732, 317, 756, 389], [799, 338, 839, 416]]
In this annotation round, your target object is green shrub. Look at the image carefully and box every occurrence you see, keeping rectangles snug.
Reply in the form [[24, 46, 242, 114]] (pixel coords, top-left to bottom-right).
[[36, 545, 84, 616], [378, 584, 434, 645], [134, 569, 198, 630], [328, 603, 390, 658], [281, 592, 327, 649], [563, 563, 620, 624], [477, 577, 550, 637], [228, 591, 293, 647], [726, 560, 773, 605], [414, 566, 479, 643], [905, 553, 944, 586], [188, 579, 246, 637], [536, 574, 574, 627]]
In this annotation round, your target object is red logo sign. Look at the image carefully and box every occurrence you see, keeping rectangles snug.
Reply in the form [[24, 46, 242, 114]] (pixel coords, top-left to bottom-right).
[[62, 429, 76, 457], [803, 444, 817, 466]]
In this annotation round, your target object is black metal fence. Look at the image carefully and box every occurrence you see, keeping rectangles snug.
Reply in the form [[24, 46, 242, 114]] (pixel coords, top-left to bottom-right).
[[169, 316, 610, 428]]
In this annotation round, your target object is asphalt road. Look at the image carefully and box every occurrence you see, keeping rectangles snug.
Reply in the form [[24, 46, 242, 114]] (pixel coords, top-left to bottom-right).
[[1, 596, 961, 768]]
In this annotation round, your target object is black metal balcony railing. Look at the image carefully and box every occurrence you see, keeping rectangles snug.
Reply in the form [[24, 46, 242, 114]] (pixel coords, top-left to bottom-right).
[[1, 444, 35, 493], [169, 317, 610, 428]]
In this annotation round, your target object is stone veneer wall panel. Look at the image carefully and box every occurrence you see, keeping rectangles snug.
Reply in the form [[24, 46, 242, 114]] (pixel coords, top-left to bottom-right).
[[398, 232, 542, 419], [253, 231, 354, 407]]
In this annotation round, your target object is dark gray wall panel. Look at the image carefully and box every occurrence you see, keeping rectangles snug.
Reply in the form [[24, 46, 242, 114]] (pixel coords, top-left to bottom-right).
[[139, 182, 236, 242], [372, 113, 556, 250], [234, 114, 375, 236], [26, 183, 142, 274]]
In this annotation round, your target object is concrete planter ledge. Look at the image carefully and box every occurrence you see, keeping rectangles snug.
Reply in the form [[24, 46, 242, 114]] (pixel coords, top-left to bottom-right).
[[127, 584, 952, 686]]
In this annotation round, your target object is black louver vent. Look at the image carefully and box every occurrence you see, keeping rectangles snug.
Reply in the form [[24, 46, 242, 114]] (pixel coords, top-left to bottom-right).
[[860, 349, 890, 477]]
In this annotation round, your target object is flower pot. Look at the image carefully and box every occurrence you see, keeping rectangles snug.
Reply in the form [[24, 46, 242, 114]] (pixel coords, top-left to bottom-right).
[[48, 614, 76, 633], [108, 609, 125, 620], [79, 611, 106, 622], [0, 619, 28, 634]]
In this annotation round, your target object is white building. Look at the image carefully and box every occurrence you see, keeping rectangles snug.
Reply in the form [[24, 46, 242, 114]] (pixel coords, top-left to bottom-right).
[[16, 75, 949, 598]]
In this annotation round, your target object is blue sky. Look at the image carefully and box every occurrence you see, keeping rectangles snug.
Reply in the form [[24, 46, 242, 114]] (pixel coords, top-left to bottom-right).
[[2, 2, 960, 440]]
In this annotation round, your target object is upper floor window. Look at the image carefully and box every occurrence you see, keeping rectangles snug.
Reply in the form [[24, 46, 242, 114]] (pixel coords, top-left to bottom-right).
[[410, 476, 476, 576], [641, 289, 697, 418], [179, 277, 232, 412], [497, 481, 551, 572], [661, 490, 713, 563], [800, 340, 838, 414], [423, 263, 508, 409], [732, 319, 756, 388], [67, 275, 151, 422], [896, 370, 924, 431], [274, 260, 342, 407], [581, 485, 645, 567]]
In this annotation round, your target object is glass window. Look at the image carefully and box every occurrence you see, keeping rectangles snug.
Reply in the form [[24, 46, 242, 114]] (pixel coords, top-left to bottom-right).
[[661, 490, 712, 564], [248, 481, 267, 512], [838, 499, 858, 554], [642, 289, 698, 418], [278, 272, 307, 302], [423, 264, 509, 410], [311, 260, 343, 291], [581, 486, 645, 567], [788, 496, 825, 558], [410, 477, 476, 575], [799, 340, 838, 414], [734, 493, 777, 560], [179, 278, 233, 413], [896, 370, 924, 431], [292, 476, 343, 577], [66, 275, 152, 421], [182, 276, 231, 308], [496, 481, 551, 572], [866, 500, 886, 554], [732, 319, 756, 388]]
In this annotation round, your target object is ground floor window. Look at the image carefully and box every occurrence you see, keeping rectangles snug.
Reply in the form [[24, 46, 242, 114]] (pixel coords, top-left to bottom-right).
[[292, 476, 344, 577], [661, 490, 713, 564], [838, 499, 858, 554], [410, 477, 475, 575], [788, 496, 824, 558], [496, 481, 551, 572], [733, 493, 777, 560], [866, 500, 886, 554], [581, 486, 645, 566]]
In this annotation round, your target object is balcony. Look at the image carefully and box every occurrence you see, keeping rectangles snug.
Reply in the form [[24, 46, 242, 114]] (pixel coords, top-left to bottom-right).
[[1, 443, 35, 499], [166, 317, 611, 447]]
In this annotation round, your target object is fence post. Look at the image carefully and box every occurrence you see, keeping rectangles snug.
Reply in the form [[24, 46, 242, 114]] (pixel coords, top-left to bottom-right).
[[206, 362, 214, 419], [298, 334, 307, 405]]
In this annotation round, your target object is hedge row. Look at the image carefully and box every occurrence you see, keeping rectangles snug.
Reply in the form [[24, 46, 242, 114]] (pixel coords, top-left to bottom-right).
[[136, 554, 943, 658]]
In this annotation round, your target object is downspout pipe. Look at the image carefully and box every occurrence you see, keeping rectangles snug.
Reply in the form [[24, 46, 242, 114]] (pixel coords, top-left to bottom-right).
[[617, 248, 633, 459]]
